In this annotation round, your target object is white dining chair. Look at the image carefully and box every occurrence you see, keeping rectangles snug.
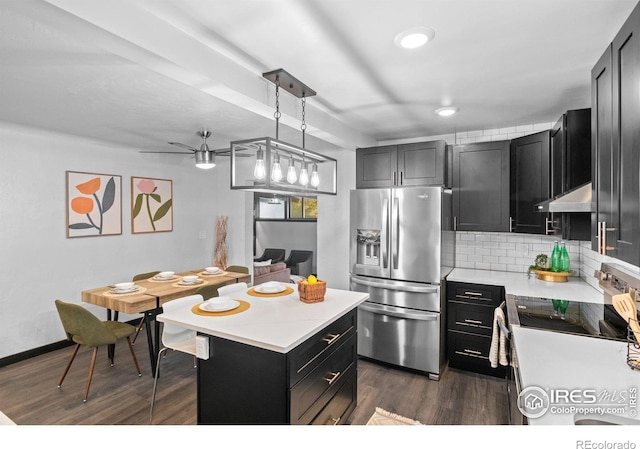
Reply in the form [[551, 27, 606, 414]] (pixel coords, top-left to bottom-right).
[[150, 294, 203, 423], [217, 282, 248, 296]]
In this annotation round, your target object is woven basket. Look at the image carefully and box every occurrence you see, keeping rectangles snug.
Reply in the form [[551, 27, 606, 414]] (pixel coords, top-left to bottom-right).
[[298, 279, 326, 303]]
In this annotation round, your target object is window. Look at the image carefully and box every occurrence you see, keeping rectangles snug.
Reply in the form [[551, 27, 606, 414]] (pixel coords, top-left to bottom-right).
[[254, 194, 317, 221]]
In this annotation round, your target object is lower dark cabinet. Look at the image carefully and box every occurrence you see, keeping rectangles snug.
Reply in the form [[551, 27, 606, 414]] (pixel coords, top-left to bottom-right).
[[446, 281, 506, 378], [197, 309, 358, 425]]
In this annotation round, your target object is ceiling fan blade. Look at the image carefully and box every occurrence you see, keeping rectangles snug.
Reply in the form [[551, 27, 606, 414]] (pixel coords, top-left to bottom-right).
[[168, 142, 197, 151], [139, 151, 194, 154], [214, 148, 251, 157]]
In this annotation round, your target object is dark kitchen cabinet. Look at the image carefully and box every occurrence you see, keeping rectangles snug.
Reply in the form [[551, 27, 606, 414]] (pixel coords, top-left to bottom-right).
[[356, 140, 447, 188], [197, 308, 357, 425], [591, 2, 640, 265], [510, 130, 550, 235], [452, 141, 510, 232], [446, 281, 506, 378], [547, 109, 592, 241]]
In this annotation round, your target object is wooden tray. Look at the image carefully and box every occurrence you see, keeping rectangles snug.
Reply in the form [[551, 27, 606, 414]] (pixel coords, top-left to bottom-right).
[[531, 269, 574, 283]]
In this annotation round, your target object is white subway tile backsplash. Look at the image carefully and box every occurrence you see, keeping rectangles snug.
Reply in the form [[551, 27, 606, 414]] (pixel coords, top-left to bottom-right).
[[491, 134, 510, 141], [499, 126, 516, 134], [455, 231, 588, 274], [516, 124, 533, 132]]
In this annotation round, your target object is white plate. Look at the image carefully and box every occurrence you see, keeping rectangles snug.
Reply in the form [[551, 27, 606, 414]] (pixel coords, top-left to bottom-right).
[[199, 297, 240, 312], [111, 286, 140, 294], [203, 271, 223, 276], [255, 282, 286, 294], [179, 279, 203, 285], [154, 275, 176, 281]]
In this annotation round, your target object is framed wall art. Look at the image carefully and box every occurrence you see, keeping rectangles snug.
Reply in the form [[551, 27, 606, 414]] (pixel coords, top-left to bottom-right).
[[66, 171, 122, 238], [131, 177, 173, 233]]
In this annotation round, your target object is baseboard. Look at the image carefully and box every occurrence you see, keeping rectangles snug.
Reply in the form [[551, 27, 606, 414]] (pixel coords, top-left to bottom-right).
[[0, 318, 141, 368]]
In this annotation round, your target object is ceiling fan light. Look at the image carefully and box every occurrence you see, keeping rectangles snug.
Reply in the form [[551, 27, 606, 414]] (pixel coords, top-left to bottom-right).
[[195, 150, 216, 169]]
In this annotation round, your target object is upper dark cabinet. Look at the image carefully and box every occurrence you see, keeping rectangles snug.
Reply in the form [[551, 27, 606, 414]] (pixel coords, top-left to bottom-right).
[[592, 2, 640, 265], [356, 140, 447, 188], [452, 141, 510, 232], [510, 131, 550, 235], [549, 109, 592, 240]]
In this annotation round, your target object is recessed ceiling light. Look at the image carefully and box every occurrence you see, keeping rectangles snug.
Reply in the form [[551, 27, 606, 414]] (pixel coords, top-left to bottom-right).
[[435, 107, 459, 117], [394, 27, 435, 49]]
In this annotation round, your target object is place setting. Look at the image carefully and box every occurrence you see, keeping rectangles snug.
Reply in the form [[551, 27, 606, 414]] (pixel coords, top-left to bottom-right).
[[199, 266, 226, 277], [247, 281, 294, 297], [173, 275, 206, 287], [191, 295, 250, 316], [150, 271, 178, 282], [105, 282, 146, 296]]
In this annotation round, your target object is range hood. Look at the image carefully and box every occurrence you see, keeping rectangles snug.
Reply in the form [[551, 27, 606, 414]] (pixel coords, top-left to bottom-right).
[[535, 182, 594, 213]]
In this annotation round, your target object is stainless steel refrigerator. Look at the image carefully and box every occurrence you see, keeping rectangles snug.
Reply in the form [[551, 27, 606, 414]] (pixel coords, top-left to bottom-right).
[[349, 186, 454, 380]]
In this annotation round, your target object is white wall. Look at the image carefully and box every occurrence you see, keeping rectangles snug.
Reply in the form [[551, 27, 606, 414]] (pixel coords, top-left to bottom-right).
[[0, 122, 251, 359], [317, 146, 356, 290]]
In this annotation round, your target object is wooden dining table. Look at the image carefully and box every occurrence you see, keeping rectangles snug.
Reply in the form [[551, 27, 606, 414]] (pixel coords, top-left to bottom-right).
[[81, 268, 251, 374]]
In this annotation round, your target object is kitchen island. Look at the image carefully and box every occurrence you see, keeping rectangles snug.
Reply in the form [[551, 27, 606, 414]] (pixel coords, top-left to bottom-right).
[[157, 286, 368, 425]]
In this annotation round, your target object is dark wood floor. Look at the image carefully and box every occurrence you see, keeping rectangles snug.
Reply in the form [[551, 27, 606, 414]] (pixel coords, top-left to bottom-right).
[[0, 334, 508, 425]]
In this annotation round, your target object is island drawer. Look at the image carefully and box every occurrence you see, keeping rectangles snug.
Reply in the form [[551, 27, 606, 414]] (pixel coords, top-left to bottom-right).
[[288, 308, 357, 386], [447, 281, 504, 307], [447, 301, 494, 336], [309, 371, 357, 425], [290, 333, 356, 424]]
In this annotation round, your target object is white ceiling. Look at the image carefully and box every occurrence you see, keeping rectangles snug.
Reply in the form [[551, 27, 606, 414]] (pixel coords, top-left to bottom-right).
[[0, 0, 637, 153]]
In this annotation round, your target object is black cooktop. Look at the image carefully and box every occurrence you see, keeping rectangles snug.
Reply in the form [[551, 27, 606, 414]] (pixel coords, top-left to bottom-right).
[[511, 296, 628, 342]]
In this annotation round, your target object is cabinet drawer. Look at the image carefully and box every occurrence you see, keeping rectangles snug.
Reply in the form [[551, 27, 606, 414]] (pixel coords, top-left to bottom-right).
[[290, 334, 356, 424], [447, 330, 506, 378], [448, 330, 491, 365], [289, 309, 356, 386], [309, 371, 357, 425], [447, 301, 494, 336], [446, 281, 504, 307]]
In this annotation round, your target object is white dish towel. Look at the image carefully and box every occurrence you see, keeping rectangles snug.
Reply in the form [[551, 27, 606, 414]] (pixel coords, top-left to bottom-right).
[[489, 302, 509, 368]]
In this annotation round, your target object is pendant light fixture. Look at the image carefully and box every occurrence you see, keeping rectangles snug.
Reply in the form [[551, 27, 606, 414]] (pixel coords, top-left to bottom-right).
[[230, 69, 337, 196]]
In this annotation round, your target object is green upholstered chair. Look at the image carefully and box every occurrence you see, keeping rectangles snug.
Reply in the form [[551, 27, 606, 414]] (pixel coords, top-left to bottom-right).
[[225, 265, 249, 274], [54, 300, 142, 402], [195, 280, 228, 300], [132, 271, 160, 281], [131, 271, 161, 344]]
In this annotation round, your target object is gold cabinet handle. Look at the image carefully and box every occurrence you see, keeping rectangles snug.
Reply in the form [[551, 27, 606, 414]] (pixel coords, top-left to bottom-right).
[[321, 333, 340, 345], [330, 417, 341, 425], [323, 371, 341, 385]]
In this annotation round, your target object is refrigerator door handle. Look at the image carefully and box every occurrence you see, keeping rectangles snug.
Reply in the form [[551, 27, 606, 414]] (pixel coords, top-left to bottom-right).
[[359, 302, 439, 321], [392, 196, 399, 269], [381, 198, 388, 269], [351, 276, 439, 294]]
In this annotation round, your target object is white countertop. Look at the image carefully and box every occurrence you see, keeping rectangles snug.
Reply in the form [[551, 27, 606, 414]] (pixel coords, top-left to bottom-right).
[[157, 287, 368, 353], [448, 268, 602, 303], [512, 326, 640, 425], [448, 268, 640, 425]]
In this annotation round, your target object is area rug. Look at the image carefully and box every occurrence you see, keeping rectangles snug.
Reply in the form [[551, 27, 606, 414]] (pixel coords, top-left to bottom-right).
[[366, 407, 422, 425]]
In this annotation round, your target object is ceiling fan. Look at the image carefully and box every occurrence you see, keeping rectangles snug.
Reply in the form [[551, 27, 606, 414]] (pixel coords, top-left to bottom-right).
[[140, 130, 230, 169]]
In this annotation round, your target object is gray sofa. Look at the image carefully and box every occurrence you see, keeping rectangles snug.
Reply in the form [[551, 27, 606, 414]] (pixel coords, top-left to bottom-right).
[[253, 261, 291, 285]]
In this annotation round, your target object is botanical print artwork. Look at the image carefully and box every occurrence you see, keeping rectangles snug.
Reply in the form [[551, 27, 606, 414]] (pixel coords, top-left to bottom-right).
[[132, 177, 173, 233], [67, 171, 122, 237]]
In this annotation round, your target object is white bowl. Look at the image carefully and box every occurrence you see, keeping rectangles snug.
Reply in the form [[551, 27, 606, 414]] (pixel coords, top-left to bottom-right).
[[205, 266, 221, 274], [158, 271, 175, 278], [114, 282, 134, 289], [182, 275, 198, 282]]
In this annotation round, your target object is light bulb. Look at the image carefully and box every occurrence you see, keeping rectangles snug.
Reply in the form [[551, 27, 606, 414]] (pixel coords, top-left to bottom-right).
[[286, 155, 297, 184], [299, 162, 309, 187], [271, 152, 282, 182], [254, 149, 266, 180], [310, 163, 320, 187]]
